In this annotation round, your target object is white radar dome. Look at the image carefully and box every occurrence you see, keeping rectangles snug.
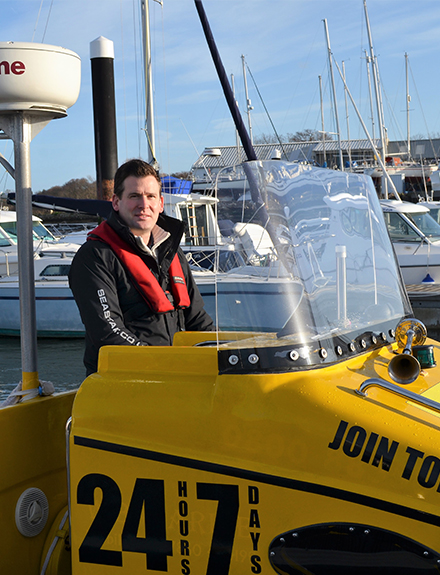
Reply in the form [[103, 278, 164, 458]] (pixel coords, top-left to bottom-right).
[[0, 42, 81, 113]]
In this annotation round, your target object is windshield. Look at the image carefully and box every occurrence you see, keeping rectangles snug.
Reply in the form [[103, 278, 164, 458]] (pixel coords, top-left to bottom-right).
[[193, 160, 412, 372], [406, 212, 440, 241], [0, 220, 57, 243], [427, 206, 440, 226], [32, 221, 57, 242], [383, 212, 422, 243]]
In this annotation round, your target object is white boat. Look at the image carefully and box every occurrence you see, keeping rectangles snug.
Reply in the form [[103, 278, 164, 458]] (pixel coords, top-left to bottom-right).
[[0, 256, 83, 337], [365, 162, 438, 181], [381, 199, 440, 284], [0, 208, 80, 277]]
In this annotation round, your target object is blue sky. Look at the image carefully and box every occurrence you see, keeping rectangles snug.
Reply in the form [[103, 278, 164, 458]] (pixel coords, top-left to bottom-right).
[[1, 0, 440, 193]]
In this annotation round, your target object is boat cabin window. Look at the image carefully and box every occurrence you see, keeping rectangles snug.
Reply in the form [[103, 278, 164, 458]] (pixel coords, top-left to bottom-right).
[[32, 222, 57, 242], [189, 249, 246, 272], [383, 212, 421, 242], [427, 207, 440, 225], [0, 220, 57, 243], [0, 228, 12, 247], [0, 222, 18, 244], [407, 212, 440, 241], [40, 264, 71, 277]]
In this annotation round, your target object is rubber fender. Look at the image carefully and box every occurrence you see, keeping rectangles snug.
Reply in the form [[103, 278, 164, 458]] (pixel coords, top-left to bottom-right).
[[39, 506, 71, 575]]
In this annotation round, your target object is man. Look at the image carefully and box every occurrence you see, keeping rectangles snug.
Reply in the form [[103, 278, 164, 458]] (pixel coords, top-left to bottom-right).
[[69, 159, 214, 375]]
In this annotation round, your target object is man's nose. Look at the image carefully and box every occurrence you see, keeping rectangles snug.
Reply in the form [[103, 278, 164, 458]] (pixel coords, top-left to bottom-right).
[[138, 195, 149, 207]]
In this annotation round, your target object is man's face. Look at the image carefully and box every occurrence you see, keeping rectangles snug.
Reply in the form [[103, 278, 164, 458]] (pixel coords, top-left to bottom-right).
[[112, 175, 164, 241]]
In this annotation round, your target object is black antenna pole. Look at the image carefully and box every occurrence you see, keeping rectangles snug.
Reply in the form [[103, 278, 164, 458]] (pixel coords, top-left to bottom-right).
[[194, 0, 299, 279], [194, 0, 257, 162]]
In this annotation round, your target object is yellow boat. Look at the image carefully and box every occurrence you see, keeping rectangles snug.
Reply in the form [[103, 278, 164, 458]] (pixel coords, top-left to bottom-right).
[[3, 5, 440, 572], [4, 158, 440, 574]]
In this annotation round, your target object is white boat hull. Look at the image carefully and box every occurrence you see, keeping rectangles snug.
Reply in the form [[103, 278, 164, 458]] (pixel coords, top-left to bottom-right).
[[365, 165, 438, 179], [0, 270, 298, 337], [0, 279, 85, 337], [392, 244, 440, 284]]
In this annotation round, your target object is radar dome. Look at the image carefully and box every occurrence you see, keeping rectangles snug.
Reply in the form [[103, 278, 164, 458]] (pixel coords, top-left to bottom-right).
[[0, 42, 80, 114]]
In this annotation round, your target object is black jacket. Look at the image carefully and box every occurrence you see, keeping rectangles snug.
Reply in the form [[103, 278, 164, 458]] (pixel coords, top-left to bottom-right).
[[69, 209, 214, 374]]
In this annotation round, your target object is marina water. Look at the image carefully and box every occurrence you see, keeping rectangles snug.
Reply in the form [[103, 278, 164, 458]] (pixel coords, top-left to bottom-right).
[[0, 337, 85, 402]]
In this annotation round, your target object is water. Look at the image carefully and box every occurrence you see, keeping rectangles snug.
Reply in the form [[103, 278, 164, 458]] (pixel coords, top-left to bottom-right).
[[0, 337, 86, 402]]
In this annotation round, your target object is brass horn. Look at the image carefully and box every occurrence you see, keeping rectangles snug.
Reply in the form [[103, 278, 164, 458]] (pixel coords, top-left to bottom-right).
[[388, 318, 427, 385]]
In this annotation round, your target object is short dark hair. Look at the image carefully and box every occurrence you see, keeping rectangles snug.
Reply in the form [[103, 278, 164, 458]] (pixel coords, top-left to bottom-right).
[[113, 159, 161, 199]]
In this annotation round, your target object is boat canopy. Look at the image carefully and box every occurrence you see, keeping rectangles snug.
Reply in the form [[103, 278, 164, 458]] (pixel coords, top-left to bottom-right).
[[161, 176, 193, 195], [197, 160, 411, 373]]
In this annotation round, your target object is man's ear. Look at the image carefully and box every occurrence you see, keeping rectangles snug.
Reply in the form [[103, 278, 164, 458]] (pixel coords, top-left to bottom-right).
[[112, 194, 119, 211]]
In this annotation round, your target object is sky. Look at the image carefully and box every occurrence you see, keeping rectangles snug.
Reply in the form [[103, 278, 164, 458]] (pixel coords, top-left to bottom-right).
[[1, 0, 440, 193]]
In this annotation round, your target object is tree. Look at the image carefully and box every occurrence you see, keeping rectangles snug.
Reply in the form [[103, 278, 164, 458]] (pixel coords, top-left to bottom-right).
[[287, 129, 333, 142], [38, 177, 96, 199], [253, 130, 334, 144], [170, 171, 192, 180], [253, 133, 287, 145]]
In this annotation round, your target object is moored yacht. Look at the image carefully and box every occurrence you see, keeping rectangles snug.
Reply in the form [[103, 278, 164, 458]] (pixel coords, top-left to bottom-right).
[[381, 199, 440, 284], [0, 209, 79, 277]]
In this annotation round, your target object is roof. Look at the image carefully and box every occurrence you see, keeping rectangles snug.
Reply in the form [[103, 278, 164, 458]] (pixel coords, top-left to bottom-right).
[[380, 199, 429, 214], [0, 208, 41, 222], [191, 140, 383, 171], [191, 142, 319, 170], [313, 139, 381, 152]]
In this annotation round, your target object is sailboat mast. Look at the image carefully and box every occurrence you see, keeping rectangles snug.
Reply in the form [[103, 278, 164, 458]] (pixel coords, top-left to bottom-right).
[[364, 0, 387, 195], [333, 57, 400, 200], [319, 75, 326, 167], [231, 73, 242, 162], [342, 61, 352, 169], [364, 50, 376, 140], [141, 0, 156, 167], [405, 52, 411, 159], [323, 18, 344, 171], [241, 55, 254, 146]]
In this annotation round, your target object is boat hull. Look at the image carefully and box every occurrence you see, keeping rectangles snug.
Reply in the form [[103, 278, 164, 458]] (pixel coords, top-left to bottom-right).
[[0, 280, 85, 337], [0, 392, 75, 573], [365, 165, 438, 179], [392, 245, 440, 284], [0, 273, 296, 337], [68, 334, 440, 573]]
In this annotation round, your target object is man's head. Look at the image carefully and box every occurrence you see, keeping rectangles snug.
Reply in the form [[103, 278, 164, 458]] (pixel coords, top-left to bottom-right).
[[112, 159, 164, 241]]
